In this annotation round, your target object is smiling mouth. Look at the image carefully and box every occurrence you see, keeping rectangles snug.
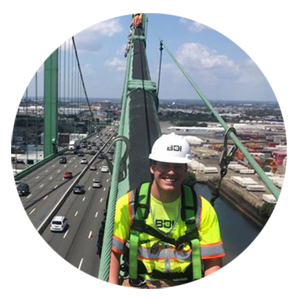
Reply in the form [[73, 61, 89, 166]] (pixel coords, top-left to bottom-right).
[[162, 177, 177, 183]]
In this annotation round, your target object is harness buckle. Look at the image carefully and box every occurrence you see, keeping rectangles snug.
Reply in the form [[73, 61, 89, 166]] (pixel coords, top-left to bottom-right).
[[129, 277, 147, 288]]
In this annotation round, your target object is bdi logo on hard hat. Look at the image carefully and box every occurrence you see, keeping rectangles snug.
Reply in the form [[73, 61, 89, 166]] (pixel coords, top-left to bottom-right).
[[167, 145, 182, 152]]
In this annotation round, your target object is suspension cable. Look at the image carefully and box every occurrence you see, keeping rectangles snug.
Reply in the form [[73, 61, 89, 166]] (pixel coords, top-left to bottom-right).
[[71, 36, 97, 134], [157, 40, 164, 97]]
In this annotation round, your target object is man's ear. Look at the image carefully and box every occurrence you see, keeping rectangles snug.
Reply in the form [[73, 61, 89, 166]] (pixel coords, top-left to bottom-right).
[[149, 160, 156, 174]]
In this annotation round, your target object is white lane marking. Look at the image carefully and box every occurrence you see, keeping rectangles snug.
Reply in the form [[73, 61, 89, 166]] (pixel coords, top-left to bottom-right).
[[103, 187, 106, 191], [88, 231, 93, 239], [82, 197, 86, 202], [75, 211, 78, 217], [27, 194, 32, 199], [45, 170, 48, 173], [75, 165, 78, 168], [64, 165, 66, 168], [29, 208, 36, 215], [77, 258, 83, 289], [54, 185, 58, 189], [57, 170, 61, 173], [106, 179, 109, 182], [88, 187, 91, 191], [96, 172, 99, 175], [63, 230, 69, 239], [100, 198, 103, 203], [36, 176, 39, 179], [43, 195, 48, 200], [49, 176, 53, 180], [52, 165, 55, 167], [40, 184, 44, 188], [95, 212, 98, 218]]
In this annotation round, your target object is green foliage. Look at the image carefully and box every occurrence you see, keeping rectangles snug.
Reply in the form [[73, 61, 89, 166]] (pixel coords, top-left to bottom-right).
[[259, 202, 275, 218]]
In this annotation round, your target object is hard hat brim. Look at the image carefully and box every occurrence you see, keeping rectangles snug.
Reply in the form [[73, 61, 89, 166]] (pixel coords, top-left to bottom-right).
[[149, 154, 192, 164]]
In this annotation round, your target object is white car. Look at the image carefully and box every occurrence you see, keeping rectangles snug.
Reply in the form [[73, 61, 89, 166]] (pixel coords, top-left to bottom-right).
[[50, 216, 68, 232], [101, 166, 109, 173], [80, 158, 88, 164], [92, 179, 102, 188]]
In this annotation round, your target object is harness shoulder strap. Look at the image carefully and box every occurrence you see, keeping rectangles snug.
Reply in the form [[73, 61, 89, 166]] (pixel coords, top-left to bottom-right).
[[129, 182, 151, 280], [181, 185, 202, 280]]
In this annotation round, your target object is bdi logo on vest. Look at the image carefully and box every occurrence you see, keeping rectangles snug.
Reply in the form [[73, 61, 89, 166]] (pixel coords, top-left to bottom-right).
[[167, 145, 182, 152], [156, 219, 175, 229]]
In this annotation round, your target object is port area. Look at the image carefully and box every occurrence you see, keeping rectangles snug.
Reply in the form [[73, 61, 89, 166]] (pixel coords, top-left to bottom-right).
[[192, 153, 283, 228]]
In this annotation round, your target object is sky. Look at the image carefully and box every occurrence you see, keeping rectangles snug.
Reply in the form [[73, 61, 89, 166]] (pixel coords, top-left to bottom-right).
[[69, 13, 287, 101], [28, 13, 277, 102]]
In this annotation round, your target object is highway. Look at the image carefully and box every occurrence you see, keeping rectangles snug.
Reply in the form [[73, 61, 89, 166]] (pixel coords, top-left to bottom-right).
[[17, 126, 116, 277]]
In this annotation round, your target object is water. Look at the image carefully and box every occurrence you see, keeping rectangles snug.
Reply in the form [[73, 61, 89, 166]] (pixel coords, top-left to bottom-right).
[[196, 185, 287, 289]]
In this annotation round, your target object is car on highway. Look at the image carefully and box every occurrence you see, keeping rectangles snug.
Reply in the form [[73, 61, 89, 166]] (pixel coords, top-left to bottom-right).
[[63, 171, 73, 179], [90, 164, 97, 170], [101, 166, 109, 173], [80, 158, 88, 164], [17, 183, 30, 196], [92, 179, 102, 188], [73, 185, 85, 194], [59, 156, 67, 164], [95, 146, 100, 150], [77, 151, 84, 157], [50, 216, 68, 232], [90, 150, 96, 156]]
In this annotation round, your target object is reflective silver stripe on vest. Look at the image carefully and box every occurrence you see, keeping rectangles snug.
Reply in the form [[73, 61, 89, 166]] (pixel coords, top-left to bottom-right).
[[138, 247, 192, 261], [112, 236, 126, 253], [195, 192, 202, 229], [129, 190, 136, 220], [201, 243, 224, 258]]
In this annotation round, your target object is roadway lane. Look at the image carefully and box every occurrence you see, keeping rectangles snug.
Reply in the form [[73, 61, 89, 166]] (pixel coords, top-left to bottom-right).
[[17, 126, 115, 230], [42, 159, 111, 277], [11, 125, 113, 288]]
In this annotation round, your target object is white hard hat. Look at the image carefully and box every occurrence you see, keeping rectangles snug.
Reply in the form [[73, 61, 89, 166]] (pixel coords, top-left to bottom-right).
[[149, 133, 192, 164]]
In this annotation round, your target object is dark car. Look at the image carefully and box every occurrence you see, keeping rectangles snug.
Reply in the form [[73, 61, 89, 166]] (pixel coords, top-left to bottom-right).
[[73, 185, 85, 194], [77, 151, 84, 157], [90, 150, 96, 156], [17, 183, 30, 196], [63, 171, 73, 179], [59, 157, 67, 164]]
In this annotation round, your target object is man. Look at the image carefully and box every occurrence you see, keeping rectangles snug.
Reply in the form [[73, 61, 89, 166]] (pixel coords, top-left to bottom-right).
[[109, 133, 225, 288]]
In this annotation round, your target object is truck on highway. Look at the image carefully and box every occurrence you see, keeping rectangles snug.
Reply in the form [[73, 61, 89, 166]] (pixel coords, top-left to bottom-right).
[[68, 139, 80, 150]]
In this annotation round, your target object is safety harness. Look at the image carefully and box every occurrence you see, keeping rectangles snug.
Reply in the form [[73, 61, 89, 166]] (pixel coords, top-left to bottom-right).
[[128, 182, 202, 285]]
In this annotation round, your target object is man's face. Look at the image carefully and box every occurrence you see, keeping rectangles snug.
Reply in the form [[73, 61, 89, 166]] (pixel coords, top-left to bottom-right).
[[150, 161, 187, 193]]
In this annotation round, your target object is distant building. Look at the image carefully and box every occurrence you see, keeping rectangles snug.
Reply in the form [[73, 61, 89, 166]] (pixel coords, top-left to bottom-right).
[[99, 101, 112, 110]]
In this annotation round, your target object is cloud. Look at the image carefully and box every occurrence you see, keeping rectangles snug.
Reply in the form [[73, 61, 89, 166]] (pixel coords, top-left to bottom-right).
[[179, 13, 215, 32], [105, 57, 126, 72], [176, 42, 240, 80], [60, 13, 123, 53]]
